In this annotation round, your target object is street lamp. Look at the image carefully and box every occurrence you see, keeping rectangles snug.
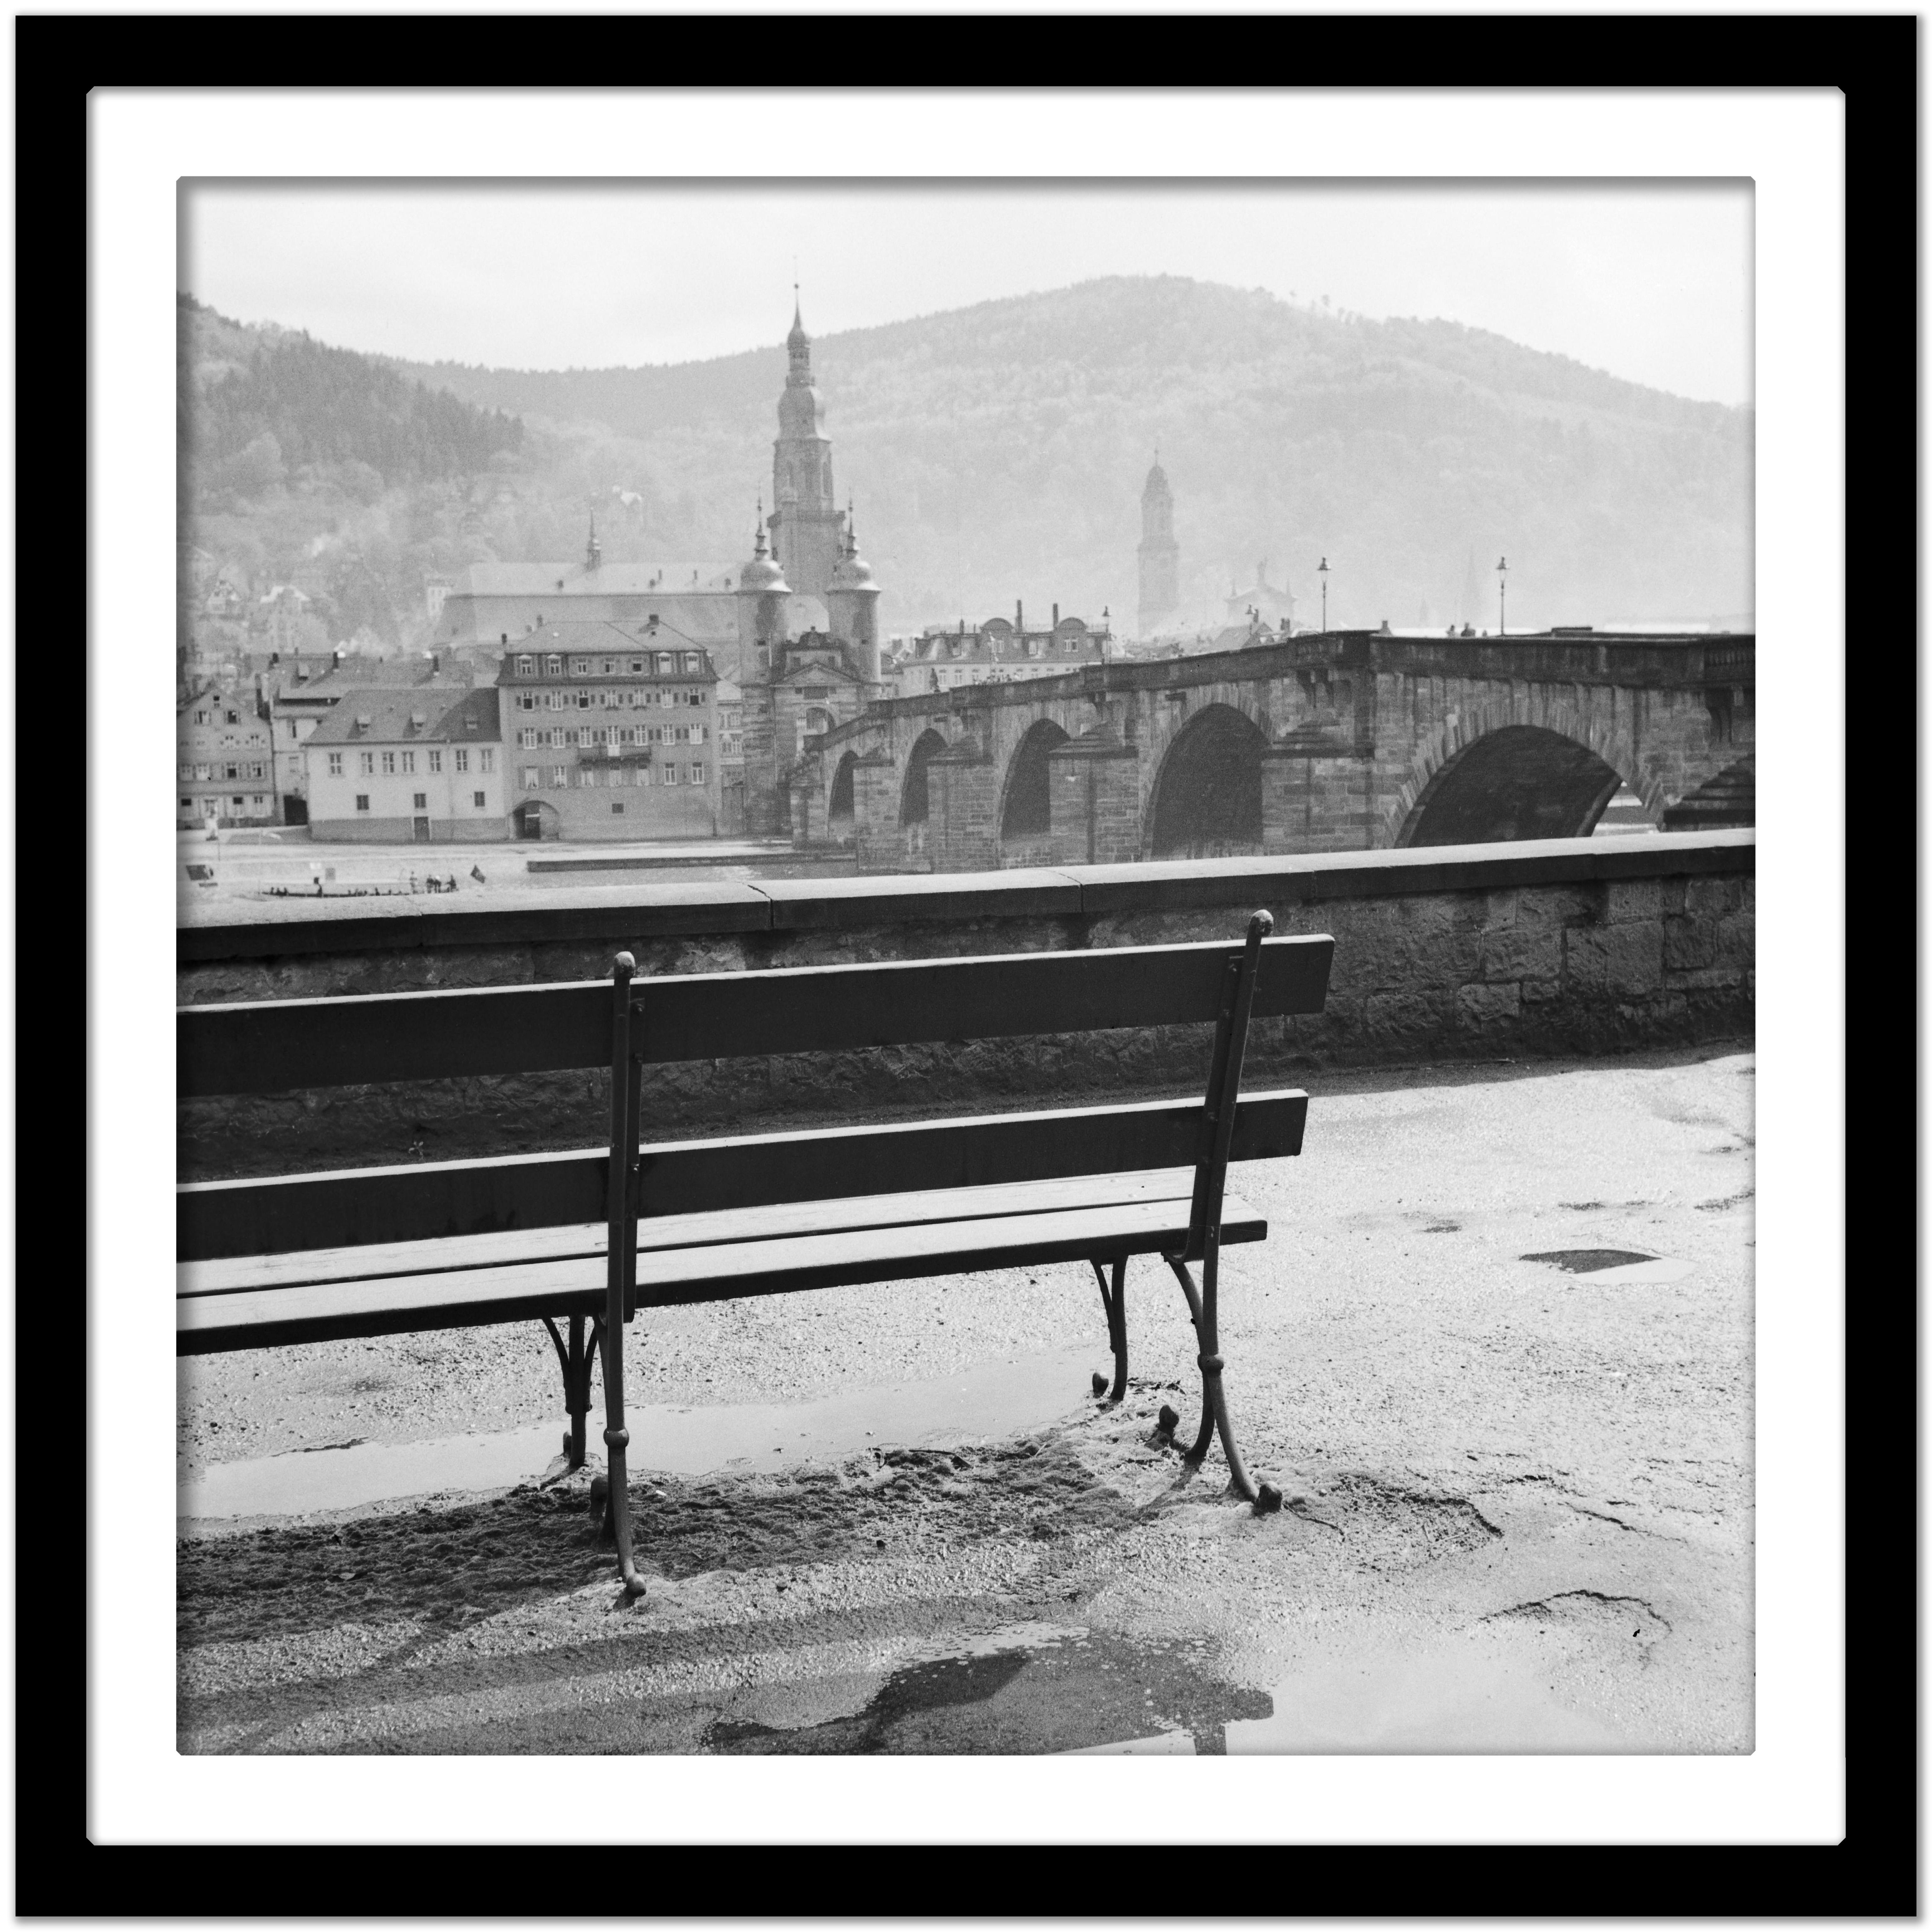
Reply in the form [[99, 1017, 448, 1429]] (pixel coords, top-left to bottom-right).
[[1317, 556, 1330, 633], [1497, 556, 1509, 636]]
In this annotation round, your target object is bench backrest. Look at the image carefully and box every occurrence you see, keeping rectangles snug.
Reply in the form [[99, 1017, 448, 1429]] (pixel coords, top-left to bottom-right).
[[178, 930, 1335, 1269], [176, 937, 1334, 1096]]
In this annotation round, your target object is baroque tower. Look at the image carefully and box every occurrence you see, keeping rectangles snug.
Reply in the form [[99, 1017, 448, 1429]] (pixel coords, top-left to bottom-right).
[[767, 296, 846, 604], [1137, 454, 1180, 637]]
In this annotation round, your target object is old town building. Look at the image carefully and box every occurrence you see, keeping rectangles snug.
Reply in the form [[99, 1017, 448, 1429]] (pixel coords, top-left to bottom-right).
[[498, 621, 721, 840], [303, 686, 507, 843], [883, 605, 1111, 699], [177, 684, 277, 829]]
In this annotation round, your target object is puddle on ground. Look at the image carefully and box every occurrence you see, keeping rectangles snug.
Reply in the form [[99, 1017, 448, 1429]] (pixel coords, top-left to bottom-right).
[[179, 1343, 1101, 1522], [1226, 1634, 1632, 1753], [1522, 1249, 1695, 1285], [708, 1625, 1262, 1756]]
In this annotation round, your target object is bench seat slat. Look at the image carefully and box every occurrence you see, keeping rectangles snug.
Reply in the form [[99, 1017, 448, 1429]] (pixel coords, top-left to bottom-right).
[[178, 1091, 1309, 1263], [180, 1169, 1216, 1298], [177, 1194, 1266, 1353], [177, 937, 1335, 1096]]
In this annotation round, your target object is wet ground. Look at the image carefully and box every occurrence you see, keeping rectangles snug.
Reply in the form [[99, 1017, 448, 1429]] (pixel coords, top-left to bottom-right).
[[178, 1045, 1754, 1756]]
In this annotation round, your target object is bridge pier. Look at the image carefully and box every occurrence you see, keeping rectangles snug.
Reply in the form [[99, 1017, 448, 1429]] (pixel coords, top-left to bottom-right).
[[927, 743, 1000, 873], [851, 750, 901, 871], [1263, 744, 1382, 853], [1049, 725, 1141, 867]]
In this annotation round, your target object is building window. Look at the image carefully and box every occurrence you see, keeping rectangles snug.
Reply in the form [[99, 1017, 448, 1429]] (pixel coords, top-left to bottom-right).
[[251, 795, 265, 808], [518, 693, 536, 711], [401, 751, 415, 774], [629, 659, 643, 673], [636, 765, 651, 787], [517, 655, 534, 677], [547, 691, 564, 711], [601, 659, 614, 675], [474, 790, 487, 809], [458, 747, 473, 770], [232, 795, 245, 808], [576, 692, 591, 710], [656, 654, 674, 676], [327, 752, 343, 777], [413, 792, 428, 810], [480, 749, 494, 772], [355, 794, 370, 812], [178, 763, 193, 781], [612, 801, 625, 814], [663, 763, 679, 786], [194, 710, 208, 724], [682, 653, 701, 673], [546, 655, 562, 676], [691, 761, 706, 784], [381, 752, 396, 774], [194, 764, 211, 781], [226, 710, 239, 724], [550, 766, 567, 788], [522, 766, 539, 788], [180, 798, 193, 812], [287, 721, 300, 739], [428, 750, 442, 773], [360, 752, 375, 776]]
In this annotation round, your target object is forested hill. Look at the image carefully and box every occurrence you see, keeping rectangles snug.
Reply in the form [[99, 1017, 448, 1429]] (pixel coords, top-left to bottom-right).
[[180, 294, 523, 501], [390, 276, 1753, 632]]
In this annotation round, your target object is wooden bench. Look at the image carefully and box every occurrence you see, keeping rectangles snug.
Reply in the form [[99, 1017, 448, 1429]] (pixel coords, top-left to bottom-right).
[[178, 911, 1334, 1596]]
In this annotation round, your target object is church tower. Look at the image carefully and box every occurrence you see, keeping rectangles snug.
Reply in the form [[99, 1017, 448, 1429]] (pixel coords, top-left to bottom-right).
[[1137, 454, 1180, 637], [768, 296, 846, 605]]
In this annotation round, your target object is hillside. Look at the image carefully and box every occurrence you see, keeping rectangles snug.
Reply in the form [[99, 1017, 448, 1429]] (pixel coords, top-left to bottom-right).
[[393, 276, 1752, 633], [178, 278, 1752, 647], [177, 295, 527, 646]]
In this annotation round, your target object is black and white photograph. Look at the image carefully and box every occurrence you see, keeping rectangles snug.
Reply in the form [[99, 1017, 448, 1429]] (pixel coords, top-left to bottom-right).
[[169, 167, 1765, 1764]]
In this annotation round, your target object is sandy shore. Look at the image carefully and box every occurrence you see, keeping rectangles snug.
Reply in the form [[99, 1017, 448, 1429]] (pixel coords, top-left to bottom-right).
[[178, 1045, 1754, 1755]]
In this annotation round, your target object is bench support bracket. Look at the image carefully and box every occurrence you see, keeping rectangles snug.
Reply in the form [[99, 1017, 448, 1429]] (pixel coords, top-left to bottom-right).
[[541, 1313, 605, 1470], [601, 953, 648, 1598], [1089, 1257, 1129, 1401]]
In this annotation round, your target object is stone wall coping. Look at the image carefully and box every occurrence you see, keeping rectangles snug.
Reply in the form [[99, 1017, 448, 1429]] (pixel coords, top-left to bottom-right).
[[177, 831, 1754, 964]]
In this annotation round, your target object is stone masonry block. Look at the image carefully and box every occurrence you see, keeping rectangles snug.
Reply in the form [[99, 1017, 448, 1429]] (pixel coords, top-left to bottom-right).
[[1683, 876, 1731, 919], [1565, 921, 1664, 995], [1664, 963, 1745, 992], [1512, 885, 1597, 933], [1661, 917, 1718, 971], [1606, 878, 1663, 924], [1483, 888, 1520, 928], [1713, 915, 1754, 971], [1362, 989, 1454, 1050], [1480, 925, 1561, 983], [1456, 981, 1522, 1027]]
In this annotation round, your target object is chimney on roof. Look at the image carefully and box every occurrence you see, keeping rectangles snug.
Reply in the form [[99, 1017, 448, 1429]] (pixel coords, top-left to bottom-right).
[[501, 633, 508, 646], [1016, 601, 1023, 631], [354, 713, 372, 732], [333, 648, 343, 667], [1052, 604, 1059, 629], [431, 653, 440, 675]]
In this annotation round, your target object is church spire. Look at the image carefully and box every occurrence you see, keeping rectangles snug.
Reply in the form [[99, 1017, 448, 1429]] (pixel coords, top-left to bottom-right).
[[585, 509, 601, 570]]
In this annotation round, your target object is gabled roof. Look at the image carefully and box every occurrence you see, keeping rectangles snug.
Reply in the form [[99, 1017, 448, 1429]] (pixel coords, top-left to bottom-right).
[[305, 685, 501, 747]]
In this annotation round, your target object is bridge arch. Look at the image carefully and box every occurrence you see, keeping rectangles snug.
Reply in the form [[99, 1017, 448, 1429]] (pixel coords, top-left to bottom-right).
[[1147, 702, 1268, 858], [826, 749, 858, 842], [1395, 719, 1638, 847], [998, 719, 1070, 842], [899, 728, 948, 827]]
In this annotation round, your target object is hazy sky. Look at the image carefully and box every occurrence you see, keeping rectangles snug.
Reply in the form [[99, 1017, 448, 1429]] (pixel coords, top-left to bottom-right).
[[183, 181, 1752, 406]]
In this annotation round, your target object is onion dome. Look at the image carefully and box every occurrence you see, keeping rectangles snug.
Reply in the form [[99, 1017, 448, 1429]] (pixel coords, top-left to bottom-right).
[[738, 509, 789, 595], [830, 509, 877, 592]]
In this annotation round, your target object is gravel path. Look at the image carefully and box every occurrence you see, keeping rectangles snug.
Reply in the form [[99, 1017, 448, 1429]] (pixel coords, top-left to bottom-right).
[[178, 1044, 1754, 1755]]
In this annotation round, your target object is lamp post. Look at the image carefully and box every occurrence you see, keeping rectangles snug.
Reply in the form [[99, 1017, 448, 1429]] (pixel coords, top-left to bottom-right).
[[1317, 556, 1330, 633], [1497, 556, 1509, 636]]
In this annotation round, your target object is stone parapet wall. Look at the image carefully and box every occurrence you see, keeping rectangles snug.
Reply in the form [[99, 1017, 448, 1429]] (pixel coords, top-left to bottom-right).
[[178, 833, 1753, 1183]]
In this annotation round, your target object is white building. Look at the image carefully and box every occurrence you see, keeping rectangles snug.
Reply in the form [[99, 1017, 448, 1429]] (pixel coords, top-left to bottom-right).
[[303, 686, 508, 843]]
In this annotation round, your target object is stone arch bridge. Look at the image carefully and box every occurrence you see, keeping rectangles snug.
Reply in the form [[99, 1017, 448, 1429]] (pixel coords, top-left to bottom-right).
[[790, 629, 1754, 872]]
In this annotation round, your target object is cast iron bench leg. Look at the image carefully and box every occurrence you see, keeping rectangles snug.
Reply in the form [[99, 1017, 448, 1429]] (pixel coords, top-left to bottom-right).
[[1089, 1257, 1129, 1401], [1165, 1250, 1258, 1502], [541, 1313, 604, 1469]]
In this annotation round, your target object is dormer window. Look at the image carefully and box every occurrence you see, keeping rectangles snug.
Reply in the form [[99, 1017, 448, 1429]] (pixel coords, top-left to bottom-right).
[[517, 655, 534, 677], [546, 655, 562, 677]]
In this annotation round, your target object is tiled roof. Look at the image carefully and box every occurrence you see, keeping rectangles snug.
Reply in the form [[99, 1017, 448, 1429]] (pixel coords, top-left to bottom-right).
[[305, 685, 501, 746]]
